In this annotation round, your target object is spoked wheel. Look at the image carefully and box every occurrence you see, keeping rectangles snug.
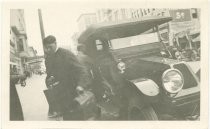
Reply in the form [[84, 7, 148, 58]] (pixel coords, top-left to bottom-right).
[[129, 106, 158, 120]]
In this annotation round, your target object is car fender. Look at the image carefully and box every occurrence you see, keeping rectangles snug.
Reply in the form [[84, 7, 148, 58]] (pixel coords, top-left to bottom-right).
[[128, 78, 160, 105], [131, 78, 160, 96]]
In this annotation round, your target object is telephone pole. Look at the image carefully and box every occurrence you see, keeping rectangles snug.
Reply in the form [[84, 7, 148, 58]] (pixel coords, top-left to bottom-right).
[[38, 9, 45, 56]]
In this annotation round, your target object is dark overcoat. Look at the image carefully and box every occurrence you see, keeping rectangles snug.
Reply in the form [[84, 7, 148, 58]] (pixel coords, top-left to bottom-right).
[[45, 48, 89, 112]]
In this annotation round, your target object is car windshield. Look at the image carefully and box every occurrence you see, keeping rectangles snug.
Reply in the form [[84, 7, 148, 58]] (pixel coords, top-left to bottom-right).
[[110, 32, 159, 50]]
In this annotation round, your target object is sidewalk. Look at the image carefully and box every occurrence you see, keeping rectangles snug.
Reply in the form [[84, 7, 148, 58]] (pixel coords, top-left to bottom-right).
[[16, 74, 55, 121]]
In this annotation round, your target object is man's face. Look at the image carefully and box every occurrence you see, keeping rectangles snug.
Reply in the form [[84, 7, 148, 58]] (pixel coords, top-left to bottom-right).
[[44, 43, 57, 55]]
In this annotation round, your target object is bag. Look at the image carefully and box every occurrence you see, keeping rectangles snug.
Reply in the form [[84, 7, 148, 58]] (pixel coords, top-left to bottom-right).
[[44, 83, 100, 120], [74, 90, 100, 120], [43, 83, 75, 113]]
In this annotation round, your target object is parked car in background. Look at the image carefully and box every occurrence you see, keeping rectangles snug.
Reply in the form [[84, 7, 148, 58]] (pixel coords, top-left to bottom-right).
[[78, 16, 200, 120], [169, 31, 200, 61]]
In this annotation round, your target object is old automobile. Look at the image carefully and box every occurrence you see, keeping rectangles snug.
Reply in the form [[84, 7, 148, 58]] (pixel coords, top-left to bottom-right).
[[189, 31, 200, 57], [171, 31, 200, 61], [77, 16, 200, 120]]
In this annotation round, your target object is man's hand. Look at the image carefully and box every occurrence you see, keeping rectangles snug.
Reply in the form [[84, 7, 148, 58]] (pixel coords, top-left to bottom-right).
[[76, 86, 84, 95], [46, 76, 55, 87]]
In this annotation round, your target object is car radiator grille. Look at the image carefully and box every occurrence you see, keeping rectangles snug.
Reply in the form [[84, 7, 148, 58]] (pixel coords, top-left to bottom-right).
[[173, 63, 198, 89]]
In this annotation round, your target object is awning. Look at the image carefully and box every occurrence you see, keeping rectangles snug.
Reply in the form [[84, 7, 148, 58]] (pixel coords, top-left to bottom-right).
[[78, 16, 172, 43], [192, 35, 200, 42]]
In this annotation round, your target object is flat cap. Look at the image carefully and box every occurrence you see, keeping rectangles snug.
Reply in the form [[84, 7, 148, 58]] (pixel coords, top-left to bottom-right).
[[43, 35, 56, 45]]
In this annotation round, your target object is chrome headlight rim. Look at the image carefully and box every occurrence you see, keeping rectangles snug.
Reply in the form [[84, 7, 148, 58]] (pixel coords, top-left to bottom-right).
[[162, 69, 184, 94]]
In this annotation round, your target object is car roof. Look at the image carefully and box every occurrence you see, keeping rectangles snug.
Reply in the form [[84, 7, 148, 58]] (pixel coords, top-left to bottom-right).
[[78, 16, 172, 43]]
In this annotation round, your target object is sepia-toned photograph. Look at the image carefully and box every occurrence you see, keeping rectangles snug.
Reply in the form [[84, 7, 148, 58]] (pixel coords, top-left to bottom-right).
[[9, 7, 201, 121], [1, 1, 209, 129]]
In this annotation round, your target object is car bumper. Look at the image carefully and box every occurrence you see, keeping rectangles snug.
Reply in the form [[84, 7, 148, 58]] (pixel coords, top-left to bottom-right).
[[158, 86, 200, 119]]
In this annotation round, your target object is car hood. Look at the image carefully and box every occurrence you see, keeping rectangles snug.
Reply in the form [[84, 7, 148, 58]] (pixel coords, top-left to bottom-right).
[[140, 56, 180, 65], [121, 56, 173, 81]]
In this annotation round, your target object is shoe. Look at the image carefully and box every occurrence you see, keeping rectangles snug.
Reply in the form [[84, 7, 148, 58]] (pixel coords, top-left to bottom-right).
[[48, 112, 58, 118]]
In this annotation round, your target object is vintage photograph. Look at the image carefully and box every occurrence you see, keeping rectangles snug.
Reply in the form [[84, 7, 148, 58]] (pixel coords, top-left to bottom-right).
[[9, 8, 201, 121]]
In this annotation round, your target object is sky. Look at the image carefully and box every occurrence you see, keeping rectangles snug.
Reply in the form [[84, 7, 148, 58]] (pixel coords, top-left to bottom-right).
[[24, 7, 95, 55]]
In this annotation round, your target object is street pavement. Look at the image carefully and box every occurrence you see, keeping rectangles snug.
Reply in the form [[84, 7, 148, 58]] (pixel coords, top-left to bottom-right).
[[16, 74, 52, 121], [16, 61, 200, 121]]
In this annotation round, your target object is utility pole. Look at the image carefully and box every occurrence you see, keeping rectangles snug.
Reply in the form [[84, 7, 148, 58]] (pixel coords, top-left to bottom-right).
[[38, 9, 45, 56]]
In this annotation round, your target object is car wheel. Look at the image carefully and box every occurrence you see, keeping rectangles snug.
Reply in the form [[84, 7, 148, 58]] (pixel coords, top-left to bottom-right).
[[129, 106, 158, 120]]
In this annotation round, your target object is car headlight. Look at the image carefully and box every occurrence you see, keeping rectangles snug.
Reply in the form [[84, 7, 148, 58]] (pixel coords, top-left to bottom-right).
[[162, 69, 184, 94]]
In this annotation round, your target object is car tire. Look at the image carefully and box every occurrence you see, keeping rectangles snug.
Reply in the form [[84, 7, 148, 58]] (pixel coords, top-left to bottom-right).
[[129, 106, 158, 120]]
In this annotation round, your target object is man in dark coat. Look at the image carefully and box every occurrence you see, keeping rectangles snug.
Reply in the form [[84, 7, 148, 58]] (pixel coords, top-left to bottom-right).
[[43, 35, 89, 120]]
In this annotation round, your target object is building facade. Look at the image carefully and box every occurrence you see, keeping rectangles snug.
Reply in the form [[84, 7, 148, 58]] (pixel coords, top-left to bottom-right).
[[10, 9, 29, 74], [72, 13, 97, 54], [28, 46, 37, 57], [26, 56, 45, 74], [166, 9, 200, 45], [95, 8, 200, 45], [77, 13, 97, 33], [71, 32, 80, 54], [96, 9, 130, 22], [96, 9, 170, 22], [73, 8, 200, 53]]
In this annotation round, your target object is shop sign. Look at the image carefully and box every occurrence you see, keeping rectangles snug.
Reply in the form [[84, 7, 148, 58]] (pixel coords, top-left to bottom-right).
[[169, 9, 192, 22]]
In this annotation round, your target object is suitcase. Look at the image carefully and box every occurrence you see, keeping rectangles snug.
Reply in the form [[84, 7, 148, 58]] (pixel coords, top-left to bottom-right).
[[44, 84, 100, 120], [74, 90, 100, 120], [43, 83, 76, 113]]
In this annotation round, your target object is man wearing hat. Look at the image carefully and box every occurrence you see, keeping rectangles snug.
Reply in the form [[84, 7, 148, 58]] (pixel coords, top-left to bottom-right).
[[43, 35, 89, 120]]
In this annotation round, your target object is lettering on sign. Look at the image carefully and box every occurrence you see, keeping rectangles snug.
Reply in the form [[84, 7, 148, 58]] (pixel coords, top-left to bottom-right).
[[169, 9, 191, 22], [176, 12, 185, 19]]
